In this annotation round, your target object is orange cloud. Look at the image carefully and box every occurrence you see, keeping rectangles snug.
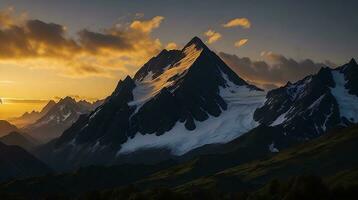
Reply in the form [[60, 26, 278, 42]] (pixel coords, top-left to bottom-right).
[[234, 39, 248, 48], [204, 29, 222, 44], [0, 6, 27, 28], [130, 16, 164, 33], [166, 42, 178, 50], [223, 18, 251, 29], [0, 8, 164, 78]]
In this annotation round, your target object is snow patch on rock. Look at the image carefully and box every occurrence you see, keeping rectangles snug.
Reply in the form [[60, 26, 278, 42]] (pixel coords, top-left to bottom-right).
[[128, 44, 203, 113], [269, 142, 279, 153], [118, 73, 266, 156], [330, 70, 358, 123]]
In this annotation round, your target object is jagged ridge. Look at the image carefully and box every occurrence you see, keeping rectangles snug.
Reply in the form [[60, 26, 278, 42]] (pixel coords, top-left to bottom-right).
[[254, 58, 358, 142], [44, 37, 265, 170]]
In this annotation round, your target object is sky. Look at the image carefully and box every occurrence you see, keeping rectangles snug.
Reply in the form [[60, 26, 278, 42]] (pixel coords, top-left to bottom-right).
[[0, 0, 357, 119]]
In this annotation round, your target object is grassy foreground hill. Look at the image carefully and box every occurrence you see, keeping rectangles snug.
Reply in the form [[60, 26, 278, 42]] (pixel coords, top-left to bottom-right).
[[0, 125, 357, 199]]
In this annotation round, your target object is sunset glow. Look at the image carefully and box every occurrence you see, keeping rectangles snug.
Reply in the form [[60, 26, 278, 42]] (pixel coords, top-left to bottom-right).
[[0, 1, 358, 198], [0, 0, 357, 119]]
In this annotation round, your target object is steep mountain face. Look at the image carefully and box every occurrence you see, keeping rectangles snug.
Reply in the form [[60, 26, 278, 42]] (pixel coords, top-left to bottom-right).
[[254, 58, 358, 145], [8, 100, 56, 127], [41, 37, 265, 169], [0, 141, 52, 182], [0, 132, 38, 151], [0, 120, 19, 137], [23, 97, 98, 142]]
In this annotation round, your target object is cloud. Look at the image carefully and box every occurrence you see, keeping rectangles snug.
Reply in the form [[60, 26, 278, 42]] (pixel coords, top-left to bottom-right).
[[0, 80, 15, 84], [135, 13, 144, 19], [223, 18, 251, 29], [219, 52, 332, 90], [0, 17, 79, 59], [204, 29, 222, 44], [78, 29, 133, 53], [130, 16, 164, 33], [1, 98, 50, 104], [166, 42, 178, 50], [0, 8, 164, 78], [234, 39, 248, 48], [0, 6, 27, 28], [0, 7, 15, 28]]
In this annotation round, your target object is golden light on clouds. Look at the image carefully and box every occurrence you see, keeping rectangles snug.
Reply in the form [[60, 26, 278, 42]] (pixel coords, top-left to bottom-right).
[[223, 18, 251, 29], [0, 6, 27, 28], [166, 42, 178, 50], [130, 16, 164, 33], [234, 39, 248, 48], [0, 8, 167, 119], [204, 29, 222, 44], [0, 8, 164, 78]]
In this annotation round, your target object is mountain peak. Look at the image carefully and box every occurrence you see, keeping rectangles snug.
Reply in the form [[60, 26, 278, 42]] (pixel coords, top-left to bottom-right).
[[47, 100, 56, 105], [123, 75, 133, 82], [113, 75, 135, 95], [184, 36, 208, 50], [59, 96, 76, 104], [158, 49, 168, 56], [41, 100, 56, 112], [349, 58, 357, 66]]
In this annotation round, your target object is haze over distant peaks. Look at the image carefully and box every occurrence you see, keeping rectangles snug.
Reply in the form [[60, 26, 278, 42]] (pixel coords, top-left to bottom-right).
[[22, 97, 102, 142]]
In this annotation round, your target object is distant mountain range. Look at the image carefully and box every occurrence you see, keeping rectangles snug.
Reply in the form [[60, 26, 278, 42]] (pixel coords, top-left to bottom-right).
[[21, 97, 103, 142], [8, 100, 56, 127], [0, 120, 19, 137], [33, 37, 358, 171]]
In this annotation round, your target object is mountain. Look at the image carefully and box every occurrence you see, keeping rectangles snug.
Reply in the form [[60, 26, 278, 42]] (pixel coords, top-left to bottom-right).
[[8, 100, 56, 127], [0, 131, 39, 151], [0, 141, 52, 182], [172, 124, 358, 194], [91, 99, 105, 108], [23, 97, 99, 142], [0, 120, 19, 137], [37, 36, 265, 170], [1, 124, 357, 199], [253, 58, 358, 148]]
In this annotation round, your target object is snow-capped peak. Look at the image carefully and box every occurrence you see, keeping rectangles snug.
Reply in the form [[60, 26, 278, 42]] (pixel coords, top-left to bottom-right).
[[255, 58, 358, 141], [128, 37, 207, 112], [183, 36, 208, 50], [53, 36, 266, 162]]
